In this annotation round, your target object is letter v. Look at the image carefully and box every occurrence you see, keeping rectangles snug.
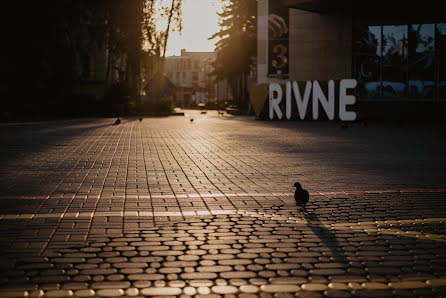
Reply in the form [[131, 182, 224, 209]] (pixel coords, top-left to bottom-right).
[[292, 81, 312, 120]]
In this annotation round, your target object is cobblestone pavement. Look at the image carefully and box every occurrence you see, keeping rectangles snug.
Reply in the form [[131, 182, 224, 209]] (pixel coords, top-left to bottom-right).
[[0, 111, 445, 297]]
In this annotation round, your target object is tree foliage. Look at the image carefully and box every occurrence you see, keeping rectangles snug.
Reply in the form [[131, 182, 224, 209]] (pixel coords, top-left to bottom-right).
[[1, 0, 182, 119], [210, 0, 257, 107]]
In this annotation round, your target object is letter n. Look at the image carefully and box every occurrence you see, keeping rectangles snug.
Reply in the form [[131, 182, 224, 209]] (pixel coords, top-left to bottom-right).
[[312, 80, 335, 120]]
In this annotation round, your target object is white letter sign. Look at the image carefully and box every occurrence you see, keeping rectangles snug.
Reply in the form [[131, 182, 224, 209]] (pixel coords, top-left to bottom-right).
[[268, 79, 356, 121], [269, 83, 283, 120], [339, 79, 357, 121], [293, 81, 312, 120], [312, 80, 335, 120]]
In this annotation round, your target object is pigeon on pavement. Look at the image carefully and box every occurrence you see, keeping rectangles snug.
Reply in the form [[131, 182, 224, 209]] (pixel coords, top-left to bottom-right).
[[294, 182, 309, 206]]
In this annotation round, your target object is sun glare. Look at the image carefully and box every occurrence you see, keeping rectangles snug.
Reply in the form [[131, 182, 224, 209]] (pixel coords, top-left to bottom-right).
[[166, 0, 223, 56]]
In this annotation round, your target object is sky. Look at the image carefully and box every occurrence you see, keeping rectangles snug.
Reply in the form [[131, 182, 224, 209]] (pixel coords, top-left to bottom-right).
[[165, 0, 223, 56]]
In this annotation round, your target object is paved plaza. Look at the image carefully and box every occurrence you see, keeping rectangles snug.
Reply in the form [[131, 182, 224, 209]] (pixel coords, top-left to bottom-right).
[[0, 110, 445, 297]]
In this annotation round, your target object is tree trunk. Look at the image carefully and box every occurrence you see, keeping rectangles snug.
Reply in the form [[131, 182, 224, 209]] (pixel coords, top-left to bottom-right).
[[162, 0, 176, 58]]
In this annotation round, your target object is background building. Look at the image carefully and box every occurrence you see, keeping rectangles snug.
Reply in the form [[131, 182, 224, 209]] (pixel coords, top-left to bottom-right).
[[256, 0, 446, 120], [165, 50, 216, 107]]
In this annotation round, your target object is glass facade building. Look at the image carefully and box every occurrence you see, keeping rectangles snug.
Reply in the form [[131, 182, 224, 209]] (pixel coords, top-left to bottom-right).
[[353, 23, 446, 101]]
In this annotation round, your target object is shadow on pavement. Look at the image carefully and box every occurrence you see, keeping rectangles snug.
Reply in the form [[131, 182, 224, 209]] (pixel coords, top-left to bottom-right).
[[301, 208, 348, 264]]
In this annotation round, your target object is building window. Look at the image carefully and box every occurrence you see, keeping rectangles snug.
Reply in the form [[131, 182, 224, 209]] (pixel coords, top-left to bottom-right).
[[353, 25, 382, 99], [353, 22, 446, 100], [408, 24, 435, 99], [438, 23, 446, 100], [382, 25, 408, 98]]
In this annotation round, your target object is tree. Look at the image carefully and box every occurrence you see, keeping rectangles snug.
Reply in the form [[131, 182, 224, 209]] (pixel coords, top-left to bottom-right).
[[141, 0, 183, 105], [210, 0, 257, 110], [1, 0, 183, 119]]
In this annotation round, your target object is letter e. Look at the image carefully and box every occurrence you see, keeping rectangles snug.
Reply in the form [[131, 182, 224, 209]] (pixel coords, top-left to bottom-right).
[[339, 79, 357, 121]]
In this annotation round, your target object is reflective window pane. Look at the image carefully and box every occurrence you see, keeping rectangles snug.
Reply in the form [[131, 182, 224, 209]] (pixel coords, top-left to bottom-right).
[[353, 26, 381, 98], [382, 25, 408, 98], [408, 24, 435, 99], [438, 23, 446, 100]]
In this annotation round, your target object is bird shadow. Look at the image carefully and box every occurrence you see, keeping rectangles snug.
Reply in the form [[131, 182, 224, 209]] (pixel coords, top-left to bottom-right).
[[301, 207, 348, 264]]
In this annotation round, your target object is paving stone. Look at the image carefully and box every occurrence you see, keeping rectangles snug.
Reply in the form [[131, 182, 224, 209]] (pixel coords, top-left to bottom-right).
[[327, 283, 349, 290], [95, 289, 125, 297], [229, 279, 247, 286], [202, 254, 234, 260], [73, 289, 96, 297], [164, 261, 198, 268], [240, 285, 260, 293], [28, 289, 44, 297], [159, 268, 182, 274], [62, 283, 89, 290], [260, 284, 301, 293], [301, 284, 328, 291], [155, 280, 167, 288], [44, 289, 74, 297], [113, 263, 147, 269], [360, 282, 388, 290], [197, 286, 211, 295], [427, 278, 446, 287], [189, 280, 214, 287], [197, 266, 232, 273], [140, 287, 182, 296], [388, 281, 428, 289], [269, 277, 307, 284], [81, 269, 117, 275], [168, 280, 186, 288], [0, 290, 29, 297], [72, 275, 91, 282], [181, 273, 218, 280], [347, 283, 363, 290], [127, 274, 164, 281], [52, 258, 85, 263], [211, 285, 238, 294], [183, 286, 197, 295], [178, 255, 200, 261]]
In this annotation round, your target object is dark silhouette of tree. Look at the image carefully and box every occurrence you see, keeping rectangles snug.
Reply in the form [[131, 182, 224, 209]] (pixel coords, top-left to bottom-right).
[[1, 0, 182, 119], [209, 0, 257, 111]]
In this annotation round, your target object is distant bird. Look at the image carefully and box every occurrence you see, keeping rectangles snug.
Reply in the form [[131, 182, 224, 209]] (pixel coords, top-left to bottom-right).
[[294, 182, 309, 206], [139, 117, 143, 122], [190, 118, 194, 123], [114, 118, 121, 125], [218, 111, 225, 116]]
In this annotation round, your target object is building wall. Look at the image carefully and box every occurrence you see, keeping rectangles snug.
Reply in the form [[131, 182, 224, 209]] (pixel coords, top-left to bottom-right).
[[257, 0, 269, 84], [257, 1, 352, 83], [289, 9, 352, 81], [165, 50, 216, 106]]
